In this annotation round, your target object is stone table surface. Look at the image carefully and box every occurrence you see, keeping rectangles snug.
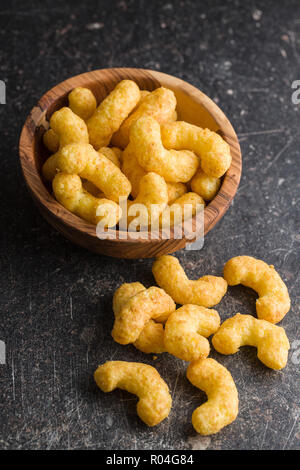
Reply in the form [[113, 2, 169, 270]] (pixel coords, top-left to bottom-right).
[[0, 0, 299, 450]]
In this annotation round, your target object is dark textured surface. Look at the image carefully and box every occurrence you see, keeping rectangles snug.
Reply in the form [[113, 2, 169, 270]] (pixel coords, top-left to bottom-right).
[[0, 0, 300, 450]]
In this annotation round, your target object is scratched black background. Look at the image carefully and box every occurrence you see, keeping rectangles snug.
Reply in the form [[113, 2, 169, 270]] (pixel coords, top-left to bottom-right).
[[0, 0, 299, 450]]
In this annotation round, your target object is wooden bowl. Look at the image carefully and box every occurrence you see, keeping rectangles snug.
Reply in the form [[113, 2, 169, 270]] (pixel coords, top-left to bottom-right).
[[19, 68, 242, 259]]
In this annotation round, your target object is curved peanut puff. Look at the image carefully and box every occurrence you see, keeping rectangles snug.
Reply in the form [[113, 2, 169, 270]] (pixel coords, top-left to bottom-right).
[[114, 89, 151, 133], [129, 116, 199, 183], [111, 286, 175, 345], [42, 107, 89, 181], [191, 168, 221, 201], [152, 255, 227, 307], [166, 182, 187, 205], [87, 79, 140, 149], [50, 106, 89, 148], [81, 180, 104, 198], [117, 89, 150, 123], [113, 282, 146, 317], [56, 143, 131, 202], [43, 128, 59, 153], [113, 282, 166, 354], [139, 89, 151, 100], [77, 150, 121, 198], [52, 173, 121, 227], [110, 146, 123, 163], [122, 147, 187, 202], [121, 143, 147, 198], [68, 87, 97, 121], [160, 192, 205, 228], [94, 361, 172, 426], [223, 256, 290, 323], [212, 313, 290, 370], [98, 147, 121, 168], [161, 121, 231, 178], [164, 305, 220, 361], [113, 282, 172, 324], [127, 173, 168, 229], [170, 110, 177, 122], [42, 153, 60, 181], [133, 321, 166, 354], [111, 87, 177, 148], [187, 358, 239, 435]]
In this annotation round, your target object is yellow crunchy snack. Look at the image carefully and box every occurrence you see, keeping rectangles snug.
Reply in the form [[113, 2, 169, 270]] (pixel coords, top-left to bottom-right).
[[82, 148, 122, 194], [112, 286, 175, 345], [127, 172, 168, 229], [110, 146, 123, 163], [111, 87, 177, 148], [187, 358, 239, 435], [42, 152, 63, 182], [113, 282, 166, 354], [94, 361, 172, 426], [121, 89, 150, 119], [50, 106, 89, 148], [122, 89, 150, 118], [223, 256, 290, 324], [152, 255, 227, 307], [122, 151, 187, 202], [129, 116, 199, 183], [42, 107, 89, 181], [113, 282, 146, 317], [166, 182, 187, 205], [164, 305, 220, 361], [139, 90, 151, 100], [191, 169, 221, 201], [133, 321, 166, 354], [161, 121, 231, 178], [170, 110, 177, 122], [56, 143, 131, 203], [121, 144, 147, 198], [160, 192, 204, 228], [212, 313, 290, 370], [52, 173, 121, 227], [98, 147, 121, 168], [81, 180, 104, 198], [43, 128, 59, 153], [87, 80, 140, 149], [68, 87, 97, 120]]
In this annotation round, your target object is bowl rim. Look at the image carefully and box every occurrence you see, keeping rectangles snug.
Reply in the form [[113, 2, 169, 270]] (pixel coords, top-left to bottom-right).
[[19, 67, 242, 246]]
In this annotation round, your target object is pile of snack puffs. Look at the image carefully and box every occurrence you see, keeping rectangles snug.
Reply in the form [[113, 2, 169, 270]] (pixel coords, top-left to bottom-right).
[[94, 254, 290, 435], [42, 80, 231, 229]]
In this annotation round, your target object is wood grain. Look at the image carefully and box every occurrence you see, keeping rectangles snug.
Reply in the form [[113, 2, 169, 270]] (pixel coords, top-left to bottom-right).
[[19, 68, 242, 259]]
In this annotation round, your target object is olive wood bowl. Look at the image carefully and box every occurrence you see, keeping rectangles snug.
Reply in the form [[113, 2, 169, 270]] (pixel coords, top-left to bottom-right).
[[19, 68, 241, 259]]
